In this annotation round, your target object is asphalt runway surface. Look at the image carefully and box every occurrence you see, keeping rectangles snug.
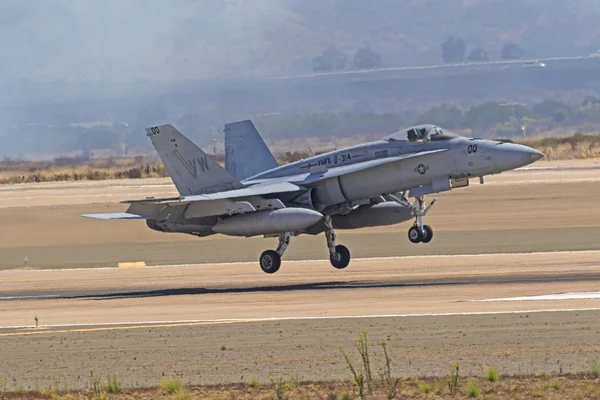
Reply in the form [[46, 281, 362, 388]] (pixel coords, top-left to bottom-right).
[[1, 160, 600, 389]]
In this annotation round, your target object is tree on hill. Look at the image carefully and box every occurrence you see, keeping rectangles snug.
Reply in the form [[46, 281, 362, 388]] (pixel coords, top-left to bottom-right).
[[313, 45, 347, 72], [533, 100, 572, 120], [414, 104, 465, 128], [501, 43, 524, 60], [352, 45, 382, 70], [465, 102, 530, 128], [467, 46, 489, 62], [441, 36, 466, 63], [582, 96, 600, 106], [76, 129, 123, 154]]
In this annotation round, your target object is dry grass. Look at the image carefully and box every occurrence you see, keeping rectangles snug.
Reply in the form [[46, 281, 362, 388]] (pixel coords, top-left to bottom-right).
[[0, 155, 169, 184], [516, 133, 600, 160], [1, 375, 600, 399]]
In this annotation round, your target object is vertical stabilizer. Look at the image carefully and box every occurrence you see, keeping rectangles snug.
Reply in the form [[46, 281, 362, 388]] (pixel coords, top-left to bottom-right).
[[224, 120, 279, 180], [146, 124, 242, 196]]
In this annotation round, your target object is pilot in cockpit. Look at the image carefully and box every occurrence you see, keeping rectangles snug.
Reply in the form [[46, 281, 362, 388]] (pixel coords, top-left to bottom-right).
[[407, 127, 428, 142]]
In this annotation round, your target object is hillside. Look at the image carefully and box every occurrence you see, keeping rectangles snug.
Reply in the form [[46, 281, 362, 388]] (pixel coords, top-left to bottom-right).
[[1, 0, 600, 83]]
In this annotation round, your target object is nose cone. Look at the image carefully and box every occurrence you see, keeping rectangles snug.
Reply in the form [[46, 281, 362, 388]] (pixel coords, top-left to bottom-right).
[[496, 143, 544, 171], [529, 148, 545, 162]]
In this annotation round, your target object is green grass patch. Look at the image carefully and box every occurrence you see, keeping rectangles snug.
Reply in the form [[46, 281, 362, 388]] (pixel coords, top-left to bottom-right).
[[591, 359, 600, 378], [159, 376, 184, 394], [248, 378, 260, 388], [466, 380, 480, 398], [419, 382, 433, 393], [106, 375, 122, 393], [485, 364, 500, 382]]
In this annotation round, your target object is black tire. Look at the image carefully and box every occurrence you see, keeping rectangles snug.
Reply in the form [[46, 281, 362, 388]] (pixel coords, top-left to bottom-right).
[[421, 225, 433, 243], [408, 226, 423, 243], [330, 245, 351, 269], [259, 250, 281, 274]]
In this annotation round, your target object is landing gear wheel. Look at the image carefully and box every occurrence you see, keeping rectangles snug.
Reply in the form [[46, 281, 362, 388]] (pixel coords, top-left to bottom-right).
[[330, 245, 351, 269], [408, 226, 423, 243], [420, 225, 433, 243], [259, 250, 281, 274]]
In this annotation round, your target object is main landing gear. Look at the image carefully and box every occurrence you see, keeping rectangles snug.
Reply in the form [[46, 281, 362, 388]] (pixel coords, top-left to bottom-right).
[[389, 192, 436, 244], [258, 216, 351, 274], [259, 232, 290, 274], [324, 215, 351, 269]]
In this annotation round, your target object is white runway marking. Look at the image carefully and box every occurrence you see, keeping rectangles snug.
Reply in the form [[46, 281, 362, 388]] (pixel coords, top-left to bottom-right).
[[0, 192, 175, 201], [1, 308, 599, 331], [0, 183, 172, 192], [2, 249, 599, 273], [473, 291, 600, 302], [489, 178, 600, 185]]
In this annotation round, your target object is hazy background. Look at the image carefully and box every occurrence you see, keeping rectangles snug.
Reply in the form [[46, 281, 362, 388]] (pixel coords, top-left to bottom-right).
[[2, 0, 600, 158]]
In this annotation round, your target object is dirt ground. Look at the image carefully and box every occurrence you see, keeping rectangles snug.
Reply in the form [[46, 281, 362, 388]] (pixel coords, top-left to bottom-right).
[[5, 375, 600, 400], [1, 160, 600, 392], [2, 312, 600, 391]]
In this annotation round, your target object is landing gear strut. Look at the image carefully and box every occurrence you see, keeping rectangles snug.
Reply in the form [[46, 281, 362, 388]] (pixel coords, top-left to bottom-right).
[[258, 217, 351, 274], [259, 232, 291, 274], [390, 192, 436, 244], [324, 215, 351, 269]]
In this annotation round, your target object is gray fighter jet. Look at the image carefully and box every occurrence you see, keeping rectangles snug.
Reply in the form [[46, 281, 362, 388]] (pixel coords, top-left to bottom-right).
[[83, 122, 543, 273]]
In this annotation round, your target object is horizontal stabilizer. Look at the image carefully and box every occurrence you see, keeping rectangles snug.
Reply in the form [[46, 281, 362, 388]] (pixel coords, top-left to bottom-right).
[[81, 212, 147, 220]]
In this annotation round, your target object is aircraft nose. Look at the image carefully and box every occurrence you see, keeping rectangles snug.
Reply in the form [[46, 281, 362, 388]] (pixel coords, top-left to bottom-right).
[[496, 143, 544, 170], [529, 148, 545, 161]]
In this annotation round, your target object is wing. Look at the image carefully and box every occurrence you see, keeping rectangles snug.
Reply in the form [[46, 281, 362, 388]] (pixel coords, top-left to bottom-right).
[[82, 181, 302, 221]]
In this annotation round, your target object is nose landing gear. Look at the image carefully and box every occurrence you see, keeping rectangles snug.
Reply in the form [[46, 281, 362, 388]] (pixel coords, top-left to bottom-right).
[[408, 224, 433, 244], [389, 192, 436, 244]]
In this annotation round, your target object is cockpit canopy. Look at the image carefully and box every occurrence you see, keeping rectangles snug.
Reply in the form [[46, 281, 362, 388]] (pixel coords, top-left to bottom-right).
[[384, 124, 460, 143]]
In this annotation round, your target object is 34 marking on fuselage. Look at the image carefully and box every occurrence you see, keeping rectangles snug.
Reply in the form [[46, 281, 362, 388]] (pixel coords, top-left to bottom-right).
[[298, 152, 365, 169], [316, 152, 352, 166]]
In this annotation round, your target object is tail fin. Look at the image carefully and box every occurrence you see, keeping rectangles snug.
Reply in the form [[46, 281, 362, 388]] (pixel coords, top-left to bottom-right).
[[224, 120, 278, 180], [146, 124, 242, 196]]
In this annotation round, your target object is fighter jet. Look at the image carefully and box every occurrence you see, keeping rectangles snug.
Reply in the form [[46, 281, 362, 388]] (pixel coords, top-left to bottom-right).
[[83, 122, 543, 273]]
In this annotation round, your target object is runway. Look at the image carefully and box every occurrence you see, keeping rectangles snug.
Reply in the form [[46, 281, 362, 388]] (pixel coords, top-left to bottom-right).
[[2, 249, 600, 326], [1, 160, 600, 389]]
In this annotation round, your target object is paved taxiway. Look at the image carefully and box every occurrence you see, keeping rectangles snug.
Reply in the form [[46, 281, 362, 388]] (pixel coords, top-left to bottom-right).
[[1, 160, 600, 389]]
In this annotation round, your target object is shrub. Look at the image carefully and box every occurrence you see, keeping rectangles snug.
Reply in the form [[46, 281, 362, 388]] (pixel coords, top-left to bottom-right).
[[378, 339, 401, 400], [591, 359, 600, 378], [271, 377, 291, 400], [448, 363, 460, 394], [419, 382, 433, 393], [485, 364, 500, 382], [159, 377, 184, 394], [106, 375, 122, 393], [466, 380, 480, 398], [248, 378, 260, 388]]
